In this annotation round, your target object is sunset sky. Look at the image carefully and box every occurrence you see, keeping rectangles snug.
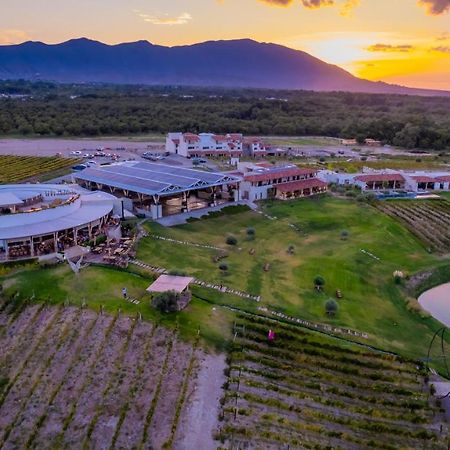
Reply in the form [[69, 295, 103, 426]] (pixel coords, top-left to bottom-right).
[[1, 0, 450, 90]]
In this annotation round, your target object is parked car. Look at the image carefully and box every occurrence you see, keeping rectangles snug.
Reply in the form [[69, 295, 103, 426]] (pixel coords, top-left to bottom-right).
[[192, 157, 207, 164], [72, 164, 87, 171], [70, 151, 82, 155]]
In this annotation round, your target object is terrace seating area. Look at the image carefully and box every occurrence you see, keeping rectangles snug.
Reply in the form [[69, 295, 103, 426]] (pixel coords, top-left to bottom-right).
[[0, 185, 116, 261]]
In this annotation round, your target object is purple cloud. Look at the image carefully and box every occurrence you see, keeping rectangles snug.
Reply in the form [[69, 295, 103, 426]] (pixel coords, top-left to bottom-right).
[[419, 0, 450, 15]]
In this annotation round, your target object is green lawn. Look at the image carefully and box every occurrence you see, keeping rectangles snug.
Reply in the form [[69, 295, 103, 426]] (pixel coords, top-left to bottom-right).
[[267, 137, 340, 147], [2, 195, 449, 362], [136, 196, 449, 359]]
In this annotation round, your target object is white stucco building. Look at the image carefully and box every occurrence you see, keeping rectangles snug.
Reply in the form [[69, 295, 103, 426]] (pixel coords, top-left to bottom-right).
[[165, 132, 270, 158], [318, 169, 450, 192]]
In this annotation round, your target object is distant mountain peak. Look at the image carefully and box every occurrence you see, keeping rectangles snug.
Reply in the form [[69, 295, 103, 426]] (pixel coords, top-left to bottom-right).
[[0, 37, 447, 97]]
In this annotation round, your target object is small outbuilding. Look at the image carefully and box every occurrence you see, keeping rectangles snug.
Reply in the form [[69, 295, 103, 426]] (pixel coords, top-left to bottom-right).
[[146, 275, 194, 294]]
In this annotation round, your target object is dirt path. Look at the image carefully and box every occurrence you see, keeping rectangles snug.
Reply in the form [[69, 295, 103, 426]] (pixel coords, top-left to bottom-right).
[[173, 352, 226, 450]]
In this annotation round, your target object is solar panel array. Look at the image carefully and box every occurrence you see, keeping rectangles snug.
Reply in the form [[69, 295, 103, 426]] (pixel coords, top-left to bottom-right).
[[132, 162, 226, 184], [74, 162, 239, 197]]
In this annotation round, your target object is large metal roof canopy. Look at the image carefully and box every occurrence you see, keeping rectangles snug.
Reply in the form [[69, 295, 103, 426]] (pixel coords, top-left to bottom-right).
[[74, 161, 241, 197]]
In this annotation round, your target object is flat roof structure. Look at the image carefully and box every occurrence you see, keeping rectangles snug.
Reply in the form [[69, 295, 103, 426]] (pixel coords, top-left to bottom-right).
[[0, 192, 24, 208], [74, 161, 240, 197], [146, 275, 194, 294], [0, 185, 116, 262]]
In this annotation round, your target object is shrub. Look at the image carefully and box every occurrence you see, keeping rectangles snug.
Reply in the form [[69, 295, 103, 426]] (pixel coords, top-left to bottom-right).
[[246, 227, 255, 237], [314, 275, 325, 289], [226, 236, 238, 246], [340, 230, 349, 240], [325, 299, 338, 316], [152, 290, 180, 313], [168, 269, 187, 276], [219, 263, 229, 272]]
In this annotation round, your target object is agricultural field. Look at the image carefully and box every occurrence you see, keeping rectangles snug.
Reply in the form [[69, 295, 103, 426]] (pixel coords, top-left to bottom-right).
[[326, 156, 449, 173], [137, 196, 448, 359], [0, 263, 236, 349], [377, 199, 450, 253], [266, 136, 340, 147], [0, 155, 77, 183], [0, 301, 223, 450], [217, 314, 448, 449]]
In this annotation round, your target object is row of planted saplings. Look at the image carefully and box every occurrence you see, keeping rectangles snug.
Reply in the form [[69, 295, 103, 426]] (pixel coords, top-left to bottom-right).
[[224, 319, 442, 448], [220, 331, 436, 448]]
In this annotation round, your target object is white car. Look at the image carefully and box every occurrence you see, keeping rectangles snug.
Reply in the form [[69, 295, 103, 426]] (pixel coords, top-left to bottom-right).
[[70, 151, 82, 155], [87, 160, 97, 165]]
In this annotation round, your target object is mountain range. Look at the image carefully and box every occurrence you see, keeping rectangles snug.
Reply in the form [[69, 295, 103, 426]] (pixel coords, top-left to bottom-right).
[[0, 38, 448, 96]]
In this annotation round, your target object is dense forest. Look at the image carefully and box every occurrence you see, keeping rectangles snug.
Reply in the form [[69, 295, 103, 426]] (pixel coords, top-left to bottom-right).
[[0, 80, 449, 150]]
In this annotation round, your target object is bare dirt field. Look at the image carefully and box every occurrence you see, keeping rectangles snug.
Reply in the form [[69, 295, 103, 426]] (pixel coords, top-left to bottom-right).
[[0, 138, 164, 160], [0, 302, 225, 450]]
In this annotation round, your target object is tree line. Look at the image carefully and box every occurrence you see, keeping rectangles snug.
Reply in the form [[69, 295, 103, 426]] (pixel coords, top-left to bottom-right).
[[0, 80, 449, 150]]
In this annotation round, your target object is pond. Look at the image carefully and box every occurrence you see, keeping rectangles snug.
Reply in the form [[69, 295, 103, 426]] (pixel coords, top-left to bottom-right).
[[418, 283, 450, 328]]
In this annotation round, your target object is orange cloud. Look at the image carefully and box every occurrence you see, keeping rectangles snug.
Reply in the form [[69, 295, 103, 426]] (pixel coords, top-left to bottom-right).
[[301, 0, 334, 8], [258, 0, 450, 15], [136, 12, 192, 26], [257, 0, 293, 5], [257, 0, 334, 7], [0, 29, 30, 45], [367, 43, 415, 53], [340, 0, 360, 16], [433, 46, 450, 53], [418, 0, 450, 15]]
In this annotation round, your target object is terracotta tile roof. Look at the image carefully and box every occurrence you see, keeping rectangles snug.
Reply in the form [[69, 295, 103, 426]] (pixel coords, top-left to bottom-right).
[[244, 167, 317, 183], [412, 176, 436, 183], [436, 175, 450, 182], [276, 179, 328, 193], [355, 174, 405, 183], [183, 133, 200, 142], [213, 135, 228, 142], [244, 137, 263, 144], [172, 139, 180, 145]]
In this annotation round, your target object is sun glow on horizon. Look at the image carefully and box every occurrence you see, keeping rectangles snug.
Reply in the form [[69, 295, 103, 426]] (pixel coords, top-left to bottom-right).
[[281, 30, 450, 90]]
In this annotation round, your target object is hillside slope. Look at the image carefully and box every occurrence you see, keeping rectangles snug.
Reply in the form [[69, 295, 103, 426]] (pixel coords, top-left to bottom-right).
[[0, 38, 448, 96]]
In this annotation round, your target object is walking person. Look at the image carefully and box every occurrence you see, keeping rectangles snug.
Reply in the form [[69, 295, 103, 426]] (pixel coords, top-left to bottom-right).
[[122, 287, 128, 299]]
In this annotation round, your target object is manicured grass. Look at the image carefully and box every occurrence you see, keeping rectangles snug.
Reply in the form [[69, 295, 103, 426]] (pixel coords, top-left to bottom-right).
[[267, 137, 340, 147], [2, 196, 449, 362], [137, 196, 448, 359]]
